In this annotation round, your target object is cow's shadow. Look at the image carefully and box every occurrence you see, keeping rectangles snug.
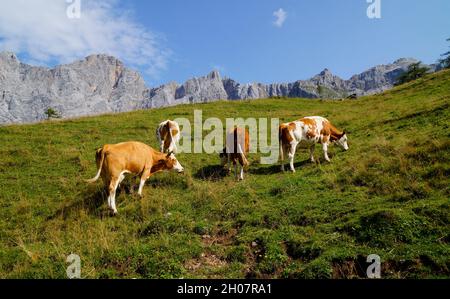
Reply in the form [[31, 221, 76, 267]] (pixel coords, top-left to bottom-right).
[[47, 182, 138, 220], [194, 165, 229, 181], [47, 188, 104, 220], [250, 159, 313, 175]]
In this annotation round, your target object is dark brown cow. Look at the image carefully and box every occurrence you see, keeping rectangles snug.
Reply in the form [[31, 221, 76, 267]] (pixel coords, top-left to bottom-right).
[[220, 127, 250, 180]]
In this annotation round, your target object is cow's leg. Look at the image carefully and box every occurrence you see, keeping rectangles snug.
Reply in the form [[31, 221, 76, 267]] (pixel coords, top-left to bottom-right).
[[117, 171, 127, 191], [310, 144, 316, 163], [106, 180, 112, 210], [281, 145, 286, 172], [288, 143, 298, 172], [160, 141, 165, 153], [234, 161, 238, 180], [108, 176, 120, 215], [138, 169, 151, 197], [227, 154, 232, 174], [239, 164, 244, 181], [323, 143, 331, 162]]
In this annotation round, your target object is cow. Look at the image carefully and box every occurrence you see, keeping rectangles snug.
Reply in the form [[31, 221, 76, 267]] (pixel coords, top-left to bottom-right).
[[156, 120, 180, 153], [219, 127, 250, 181], [86, 141, 184, 215], [279, 116, 348, 172]]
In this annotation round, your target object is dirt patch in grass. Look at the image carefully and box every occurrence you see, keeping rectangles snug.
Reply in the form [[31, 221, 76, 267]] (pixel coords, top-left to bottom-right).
[[184, 229, 238, 276], [185, 253, 227, 272], [332, 255, 367, 279]]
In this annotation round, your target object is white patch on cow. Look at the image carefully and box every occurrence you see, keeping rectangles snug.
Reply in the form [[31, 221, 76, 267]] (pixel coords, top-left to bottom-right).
[[322, 143, 331, 162], [337, 134, 349, 151], [108, 170, 129, 215], [239, 165, 244, 181], [138, 178, 146, 196], [169, 153, 184, 173]]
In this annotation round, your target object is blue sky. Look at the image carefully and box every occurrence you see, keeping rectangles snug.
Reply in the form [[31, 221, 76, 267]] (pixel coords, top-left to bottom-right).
[[1, 0, 449, 86]]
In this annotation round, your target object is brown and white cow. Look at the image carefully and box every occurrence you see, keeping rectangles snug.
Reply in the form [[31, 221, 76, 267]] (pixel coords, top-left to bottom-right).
[[86, 141, 184, 215], [156, 120, 180, 153], [279, 116, 348, 172], [220, 127, 250, 181]]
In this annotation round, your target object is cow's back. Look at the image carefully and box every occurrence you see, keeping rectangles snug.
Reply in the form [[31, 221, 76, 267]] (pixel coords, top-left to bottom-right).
[[103, 142, 154, 174]]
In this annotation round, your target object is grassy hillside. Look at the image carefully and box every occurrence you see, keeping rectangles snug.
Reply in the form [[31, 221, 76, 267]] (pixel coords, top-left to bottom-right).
[[0, 70, 449, 279]]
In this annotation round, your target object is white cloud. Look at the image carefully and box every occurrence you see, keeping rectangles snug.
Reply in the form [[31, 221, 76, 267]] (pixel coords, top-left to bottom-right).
[[273, 8, 287, 28], [0, 0, 169, 79]]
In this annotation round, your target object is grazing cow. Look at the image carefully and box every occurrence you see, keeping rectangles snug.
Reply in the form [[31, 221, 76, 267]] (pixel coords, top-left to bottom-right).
[[220, 127, 250, 181], [156, 120, 180, 153], [86, 141, 184, 215], [279, 116, 348, 172]]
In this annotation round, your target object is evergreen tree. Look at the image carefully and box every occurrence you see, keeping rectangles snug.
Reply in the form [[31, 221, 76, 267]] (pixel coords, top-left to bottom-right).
[[439, 38, 450, 69], [395, 62, 429, 86], [45, 108, 61, 120]]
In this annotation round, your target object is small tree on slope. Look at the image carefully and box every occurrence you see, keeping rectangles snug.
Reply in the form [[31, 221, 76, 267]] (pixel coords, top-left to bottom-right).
[[45, 108, 61, 120], [439, 38, 450, 69], [395, 62, 430, 86]]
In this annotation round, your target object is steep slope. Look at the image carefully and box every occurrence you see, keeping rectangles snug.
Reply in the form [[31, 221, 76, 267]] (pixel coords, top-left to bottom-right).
[[0, 69, 448, 279]]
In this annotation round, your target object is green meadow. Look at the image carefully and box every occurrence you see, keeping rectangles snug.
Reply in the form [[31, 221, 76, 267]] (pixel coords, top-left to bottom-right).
[[0, 70, 449, 279]]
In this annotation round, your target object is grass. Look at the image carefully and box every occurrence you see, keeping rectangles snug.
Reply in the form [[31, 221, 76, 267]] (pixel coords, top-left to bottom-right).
[[0, 70, 449, 279]]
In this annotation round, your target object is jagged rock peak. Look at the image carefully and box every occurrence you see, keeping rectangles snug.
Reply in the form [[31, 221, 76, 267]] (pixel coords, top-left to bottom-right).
[[0, 51, 19, 64], [79, 54, 124, 66], [0, 51, 18, 60], [207, 70, 221, 80], [319, 68, 332, 75], [393, 57, 419, 64], [0, 53, 432, 125]]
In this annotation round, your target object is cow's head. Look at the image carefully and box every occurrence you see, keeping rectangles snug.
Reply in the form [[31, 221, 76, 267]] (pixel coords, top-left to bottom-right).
[[159, 152, 184, 173], [336, 131, 349, 151]]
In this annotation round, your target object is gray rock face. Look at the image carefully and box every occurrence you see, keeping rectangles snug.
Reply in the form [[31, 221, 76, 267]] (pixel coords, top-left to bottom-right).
[[0, 52, 147, 124], [346, 58, 419, 95], [145, 82, 179, 109], [0, 52, 428, 125], [176, 70, 228, 104]]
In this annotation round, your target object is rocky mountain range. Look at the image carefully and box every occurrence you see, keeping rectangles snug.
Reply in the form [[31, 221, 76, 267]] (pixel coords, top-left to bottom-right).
[[0, 51, 435, 124]]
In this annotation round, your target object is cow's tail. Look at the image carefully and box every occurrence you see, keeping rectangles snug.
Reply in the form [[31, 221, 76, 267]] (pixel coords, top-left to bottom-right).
[[279, 126, 284, 163], [85, 148, 105, 183]]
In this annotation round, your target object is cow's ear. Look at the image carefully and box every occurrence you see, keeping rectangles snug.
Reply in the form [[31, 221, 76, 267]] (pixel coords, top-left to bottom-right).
[[166, 151, 173, 158]]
